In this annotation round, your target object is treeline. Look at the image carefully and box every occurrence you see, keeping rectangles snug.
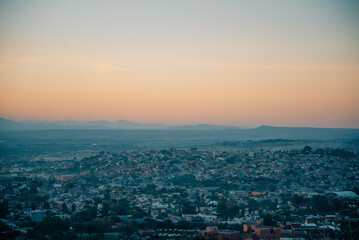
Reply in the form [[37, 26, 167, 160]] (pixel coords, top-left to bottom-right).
[[291, 194, 358, 216], [169, 174, 277, 192]]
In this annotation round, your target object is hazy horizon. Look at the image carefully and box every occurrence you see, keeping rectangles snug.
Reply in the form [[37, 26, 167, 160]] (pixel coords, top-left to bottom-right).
[[1, 1, 359, 128], [2, 116, 359, 129]]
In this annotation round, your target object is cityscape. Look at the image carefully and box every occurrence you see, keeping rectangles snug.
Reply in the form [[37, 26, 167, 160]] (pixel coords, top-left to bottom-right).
[[1, 0, 359, 239], [0, 134, 358, 239]]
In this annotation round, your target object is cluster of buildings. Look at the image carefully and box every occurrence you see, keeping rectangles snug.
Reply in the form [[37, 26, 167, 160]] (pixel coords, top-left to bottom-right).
[[198, 222, 340, 240], [0, 147, 358, 239]]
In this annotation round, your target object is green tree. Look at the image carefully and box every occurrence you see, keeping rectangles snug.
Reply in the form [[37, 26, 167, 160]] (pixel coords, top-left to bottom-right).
[[263, 214, 276, 226], [123, 222, 136, 235], [312, 195, 330, 213], [75, 206, 97, 221], [35, 216, 70, 239], [171, 174, 198, 187], [62, 202, 70, 214], [218, 199, 239, 219], [302, 146, 312, 154], [292, 194, 306, 207], [71, 203, 76, 212], [0, 201, 9, 218]]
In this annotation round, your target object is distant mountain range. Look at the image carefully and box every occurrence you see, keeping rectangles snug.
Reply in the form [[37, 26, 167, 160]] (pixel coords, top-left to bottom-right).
[[0, 117, 243, 131], [1, 117, 359, 141]]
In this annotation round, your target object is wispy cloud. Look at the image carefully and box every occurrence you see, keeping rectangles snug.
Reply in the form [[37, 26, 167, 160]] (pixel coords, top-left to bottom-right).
[[0, 54, 133, 73], [154, 57, 359, 72]]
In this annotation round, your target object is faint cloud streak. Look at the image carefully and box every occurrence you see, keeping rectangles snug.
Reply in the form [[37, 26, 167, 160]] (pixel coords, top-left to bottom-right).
[[154, 57, 359, 72]]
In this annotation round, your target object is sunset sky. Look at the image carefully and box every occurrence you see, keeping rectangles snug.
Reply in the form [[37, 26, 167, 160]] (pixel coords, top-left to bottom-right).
[[0, 0, 358, 127]]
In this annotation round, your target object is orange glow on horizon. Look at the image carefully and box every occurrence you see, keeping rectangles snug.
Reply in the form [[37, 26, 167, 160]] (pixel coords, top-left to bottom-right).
[[1, 1, 358, 128], [1, 46, 358, 127]]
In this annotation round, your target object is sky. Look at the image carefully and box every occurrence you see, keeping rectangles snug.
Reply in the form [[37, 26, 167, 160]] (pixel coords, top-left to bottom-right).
[[0, 0, 359, 128]]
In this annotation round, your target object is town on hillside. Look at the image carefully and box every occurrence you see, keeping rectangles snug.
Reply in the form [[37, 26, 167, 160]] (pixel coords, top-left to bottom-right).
[[0, 146, 358, 239]]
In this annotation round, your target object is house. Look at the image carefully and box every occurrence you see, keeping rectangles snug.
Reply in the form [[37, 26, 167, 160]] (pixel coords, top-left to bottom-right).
[[291, 223, 335, 239], [138, 229, 154, 237], [198, 226, 241, 240], [243, 224, 281, 240]]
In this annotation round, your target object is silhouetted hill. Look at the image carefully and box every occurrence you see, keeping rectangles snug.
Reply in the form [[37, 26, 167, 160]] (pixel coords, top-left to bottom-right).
[[249, 125, 359, 140], [0, 117, 358, 141], [0, 118, 168, 130], [0, 118, 241, 131], [168, 124, 242, 130]]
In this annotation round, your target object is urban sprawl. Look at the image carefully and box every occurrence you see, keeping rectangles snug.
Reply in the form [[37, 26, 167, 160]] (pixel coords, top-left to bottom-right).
[[1, 147, 358, 239]]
